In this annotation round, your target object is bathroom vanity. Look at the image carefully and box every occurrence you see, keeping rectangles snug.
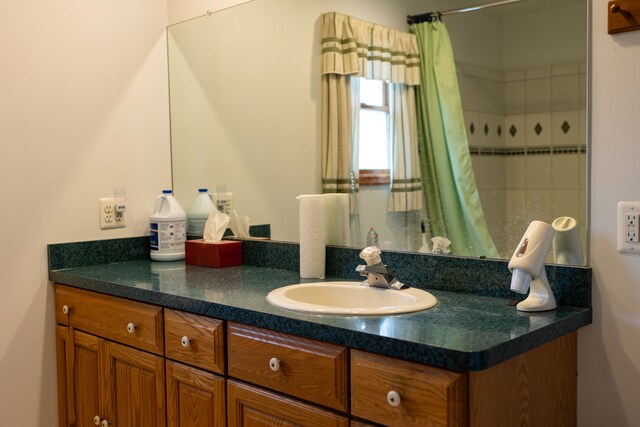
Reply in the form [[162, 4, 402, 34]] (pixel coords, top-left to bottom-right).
[[54, 283, 578, 427], [49, 238, 591, 427]]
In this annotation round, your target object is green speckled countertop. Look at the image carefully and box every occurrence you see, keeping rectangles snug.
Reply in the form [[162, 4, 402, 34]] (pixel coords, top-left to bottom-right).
[[50, 259, 591, 371]]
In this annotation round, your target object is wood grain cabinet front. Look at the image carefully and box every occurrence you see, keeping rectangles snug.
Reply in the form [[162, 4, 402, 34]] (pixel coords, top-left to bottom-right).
[[351, 349, 467, 427], [227, 380, 349, 427], [166, 360, 226, 427], [57, 328, 166, 427], [54, 284, 578, 427], [227, 322, 349, 412], [55, 284, 164, 355], [165, 308, 225, 374]]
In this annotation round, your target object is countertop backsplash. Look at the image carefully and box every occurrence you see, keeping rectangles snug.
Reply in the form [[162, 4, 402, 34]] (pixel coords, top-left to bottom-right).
[[49, 237, 591, 308]]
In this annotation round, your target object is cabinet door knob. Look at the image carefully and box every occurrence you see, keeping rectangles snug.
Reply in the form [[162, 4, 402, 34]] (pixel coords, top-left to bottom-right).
[[93, 415, 102, 425], [126, 323, 136, 333], [62, 305, 70, 315], [181, 336, 191, 348], [387, 390, 402, 407], [101, 420, 110, 427], [269, 357, 281, 372]]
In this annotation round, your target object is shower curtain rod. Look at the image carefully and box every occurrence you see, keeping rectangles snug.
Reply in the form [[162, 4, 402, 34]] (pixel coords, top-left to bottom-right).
[[407, 0, 534, 24]]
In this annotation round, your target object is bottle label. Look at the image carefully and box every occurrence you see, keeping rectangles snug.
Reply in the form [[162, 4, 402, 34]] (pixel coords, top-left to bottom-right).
[[150, 223, 159, 250], [150, 221, 186, 252]]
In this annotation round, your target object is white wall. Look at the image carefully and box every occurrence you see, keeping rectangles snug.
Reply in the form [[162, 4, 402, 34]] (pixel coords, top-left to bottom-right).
[[0, 1, 171, 425], [502, 2, 587, 70], [3, 0, 640, 424], [167, 0, 253, 25], [578, 1, 640, 425]]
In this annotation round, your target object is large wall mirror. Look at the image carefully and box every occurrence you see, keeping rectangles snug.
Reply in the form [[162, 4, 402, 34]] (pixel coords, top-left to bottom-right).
[[168, 0, 588, 264]]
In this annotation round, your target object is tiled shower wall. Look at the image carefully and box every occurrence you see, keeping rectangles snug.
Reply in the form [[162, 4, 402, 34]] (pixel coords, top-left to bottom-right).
[[458, 62, 587, 258]]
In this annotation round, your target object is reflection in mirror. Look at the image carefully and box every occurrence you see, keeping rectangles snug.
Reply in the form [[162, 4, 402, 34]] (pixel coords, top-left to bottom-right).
[[168, 0, 588, 263]]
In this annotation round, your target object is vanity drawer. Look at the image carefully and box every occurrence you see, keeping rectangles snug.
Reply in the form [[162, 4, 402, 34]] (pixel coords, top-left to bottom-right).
[[164, 308, 225, 374], [227, 322, 348, 412], [54, 285, 164, 355], [351, 350, 467, 427], [228, 380, 349, 426]]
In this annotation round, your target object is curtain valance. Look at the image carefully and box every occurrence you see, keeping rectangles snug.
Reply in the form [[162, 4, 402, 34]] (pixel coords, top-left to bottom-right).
[[321, 12, 420, 86]]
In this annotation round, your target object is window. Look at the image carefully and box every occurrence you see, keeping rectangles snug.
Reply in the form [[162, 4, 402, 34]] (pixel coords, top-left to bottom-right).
[[358, 78, 390, 186]]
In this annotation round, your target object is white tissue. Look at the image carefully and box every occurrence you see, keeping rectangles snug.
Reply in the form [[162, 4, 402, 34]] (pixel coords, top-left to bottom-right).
[[203, 210, 230, 242], [324, 193, 349, 246], [229, 210, 250, 239], [297, 194, 325, 278]]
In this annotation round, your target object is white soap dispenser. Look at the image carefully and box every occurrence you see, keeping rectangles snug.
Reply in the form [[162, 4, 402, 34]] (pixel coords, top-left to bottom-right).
[[508, 221, 556, 312]]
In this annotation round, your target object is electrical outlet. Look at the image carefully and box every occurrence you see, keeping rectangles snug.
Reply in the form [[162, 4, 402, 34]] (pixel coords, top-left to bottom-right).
[[626, 213, 639, 243], [618, 201, 640, 253], [100, 198, 126, 230]]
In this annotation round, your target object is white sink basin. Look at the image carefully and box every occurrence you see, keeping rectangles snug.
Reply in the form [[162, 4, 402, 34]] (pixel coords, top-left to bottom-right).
[[266, 281, 437, 315]]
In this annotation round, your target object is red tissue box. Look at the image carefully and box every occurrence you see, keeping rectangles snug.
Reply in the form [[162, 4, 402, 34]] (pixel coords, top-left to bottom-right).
[[185, 239, 242, 268]]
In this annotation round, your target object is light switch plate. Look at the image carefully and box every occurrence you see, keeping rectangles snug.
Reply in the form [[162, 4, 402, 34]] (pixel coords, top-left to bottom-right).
[[617, 201, 640, 253]]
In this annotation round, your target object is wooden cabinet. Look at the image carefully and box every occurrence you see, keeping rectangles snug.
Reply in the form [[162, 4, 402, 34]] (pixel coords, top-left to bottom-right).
[[468, 330, 577, 427], [55, 325, 70, 427], [56, 285, 164, 355], [54, 284, 578, 427], [56, 326, 101, 427], [57, 328, 166, 427], [55, 286, 166, 427], [166, 360, 226, 427], [165, 308, 225, 374], [164, 309, 227, 427], [350, 421, 378, 427], [227, 380, 348, 427], [56, 285, 227, 427], [227, 322, 348, 412], [101, 337, 166, 427], [351, 350, 467, 427]]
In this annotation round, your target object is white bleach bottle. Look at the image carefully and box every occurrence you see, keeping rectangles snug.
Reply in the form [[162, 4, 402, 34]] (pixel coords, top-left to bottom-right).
[[150, 190, 187, 261], [186, 188, 216, 239]]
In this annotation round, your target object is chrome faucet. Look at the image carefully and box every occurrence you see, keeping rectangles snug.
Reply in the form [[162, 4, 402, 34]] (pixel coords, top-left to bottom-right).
[[356, 246, 407, 290]]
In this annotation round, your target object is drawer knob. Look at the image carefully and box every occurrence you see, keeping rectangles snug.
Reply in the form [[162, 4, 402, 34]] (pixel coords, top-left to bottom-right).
[[93, 415, 102, 425], [181, 336, 191, 347], [126, 323, 136, 334], [101, 420, 110, 427], [387, 390, 402, 407], [62, 305, 70, 315], [269, 357, 281, 372]]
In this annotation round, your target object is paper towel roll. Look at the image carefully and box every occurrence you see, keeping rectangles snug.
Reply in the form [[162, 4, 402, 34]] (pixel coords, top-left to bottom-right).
[[324, 193, 350, 247], [297, 194, 326, 278]]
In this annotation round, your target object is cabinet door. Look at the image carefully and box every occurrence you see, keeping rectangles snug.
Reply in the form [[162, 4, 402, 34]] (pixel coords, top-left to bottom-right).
[[166, 360, 226, 427], [101, 339, 166, 427], [70, 330, 102, 427], [227, 380, 348, 427], [55, 326, 69, 427]]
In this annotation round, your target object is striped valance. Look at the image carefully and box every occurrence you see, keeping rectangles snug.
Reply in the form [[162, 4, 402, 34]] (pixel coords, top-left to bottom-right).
[[321, 12, 420, 86]]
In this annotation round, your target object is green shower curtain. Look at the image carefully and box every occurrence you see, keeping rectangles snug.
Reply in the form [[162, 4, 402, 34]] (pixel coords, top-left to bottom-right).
[[411, 21, 499, 258]]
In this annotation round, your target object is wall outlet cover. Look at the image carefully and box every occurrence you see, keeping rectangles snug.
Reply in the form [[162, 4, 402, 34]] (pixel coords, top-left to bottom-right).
[[100, 198, 126, 230], [617, 201, 640, 254]]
